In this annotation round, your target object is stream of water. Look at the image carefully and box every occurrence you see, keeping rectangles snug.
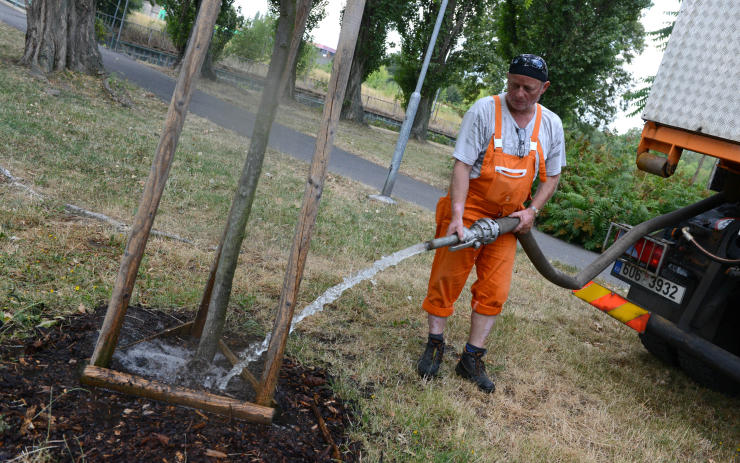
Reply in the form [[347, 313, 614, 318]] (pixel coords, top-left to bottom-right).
[[215, 241, 428, 391]]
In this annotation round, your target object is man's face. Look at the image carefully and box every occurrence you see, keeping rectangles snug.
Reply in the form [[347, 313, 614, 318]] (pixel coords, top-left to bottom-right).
[[505, 73, 550, 113]]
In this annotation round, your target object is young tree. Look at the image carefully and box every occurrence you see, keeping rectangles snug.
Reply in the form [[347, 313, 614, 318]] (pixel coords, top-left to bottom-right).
[[340, 0, 414, 123], [193, 0, 299, 364], [21, 0, 104, 75], [394, 0, 490, 140], [495, 0, 651, 126]]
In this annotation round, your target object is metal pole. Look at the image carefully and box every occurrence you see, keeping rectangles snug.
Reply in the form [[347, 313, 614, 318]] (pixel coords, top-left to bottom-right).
[[114, 0, 131, 51], [377, 0, 449, 199], [108, 0, 123, 48]]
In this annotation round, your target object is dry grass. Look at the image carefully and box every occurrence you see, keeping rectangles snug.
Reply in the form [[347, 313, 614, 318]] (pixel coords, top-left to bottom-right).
[[1, 21, 739, 462], [293, 252, 740, 462], [127, 11, 166, 31]]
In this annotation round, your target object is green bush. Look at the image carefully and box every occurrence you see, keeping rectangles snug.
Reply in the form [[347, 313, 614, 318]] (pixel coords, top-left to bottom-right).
[[539, 130, 710, 251], [226, 12, 276, 63], [365, 66, 402, 97]]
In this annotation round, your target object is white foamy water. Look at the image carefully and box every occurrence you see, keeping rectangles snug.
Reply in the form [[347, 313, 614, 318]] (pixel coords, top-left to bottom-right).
[[216, 242, 428, 390], [114, 339, 229, 389]]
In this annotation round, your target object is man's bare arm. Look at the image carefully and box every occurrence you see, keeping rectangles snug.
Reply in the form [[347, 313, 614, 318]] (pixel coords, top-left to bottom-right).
[[447, 160, 473, 238]]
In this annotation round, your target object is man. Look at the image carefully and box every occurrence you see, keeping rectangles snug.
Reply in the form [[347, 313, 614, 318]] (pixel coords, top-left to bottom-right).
[[417, 54, 566, 393]]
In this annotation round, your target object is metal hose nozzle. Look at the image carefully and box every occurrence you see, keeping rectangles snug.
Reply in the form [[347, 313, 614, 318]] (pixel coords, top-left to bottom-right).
[[424, 217, 520, 251]]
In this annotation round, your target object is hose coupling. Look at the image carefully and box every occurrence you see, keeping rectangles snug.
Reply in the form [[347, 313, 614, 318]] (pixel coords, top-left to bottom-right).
[[449, 218, 501, 251]]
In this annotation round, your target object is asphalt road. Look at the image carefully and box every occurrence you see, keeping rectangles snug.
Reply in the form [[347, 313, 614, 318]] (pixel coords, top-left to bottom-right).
[[0, 1, 623, 287]]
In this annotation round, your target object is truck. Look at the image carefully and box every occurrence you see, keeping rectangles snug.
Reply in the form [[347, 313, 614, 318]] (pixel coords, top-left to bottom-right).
[[601, 0, 739, 393]]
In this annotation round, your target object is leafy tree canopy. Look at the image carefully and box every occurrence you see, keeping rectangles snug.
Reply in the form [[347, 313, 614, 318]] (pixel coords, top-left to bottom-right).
[[339, 0, 415, 122], [393, 0, 491, 108], [356, 0, 415, 82], [494, 0, 651, 127]]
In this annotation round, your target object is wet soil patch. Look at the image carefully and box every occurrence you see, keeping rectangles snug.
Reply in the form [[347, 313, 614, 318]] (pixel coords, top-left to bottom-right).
[[0, 306, 361, 462]]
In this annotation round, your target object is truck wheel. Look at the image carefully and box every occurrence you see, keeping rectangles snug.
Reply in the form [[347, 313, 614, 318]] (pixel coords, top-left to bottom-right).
[[638, 330, 678, 366], [677, 350, 739, 396]]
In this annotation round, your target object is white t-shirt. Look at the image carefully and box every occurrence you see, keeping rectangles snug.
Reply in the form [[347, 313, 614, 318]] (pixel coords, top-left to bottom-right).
[[453, 94, 566, 179]]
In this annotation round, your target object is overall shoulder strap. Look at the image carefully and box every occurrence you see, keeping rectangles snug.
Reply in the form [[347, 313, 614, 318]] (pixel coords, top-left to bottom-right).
[[492, 95, 503, 149], [530, 104, 547, 183]]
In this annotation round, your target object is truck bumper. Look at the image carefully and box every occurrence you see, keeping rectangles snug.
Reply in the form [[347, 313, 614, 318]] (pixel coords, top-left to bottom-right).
[[574, 281, 740, 383]]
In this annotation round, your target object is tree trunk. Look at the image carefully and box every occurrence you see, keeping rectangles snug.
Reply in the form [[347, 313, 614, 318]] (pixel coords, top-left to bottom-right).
[[340, 28, 367, 123], [284, 42, 299, 100], [340, 62, 366, 122], [280, 0, 312, 102], [194, 0, 296, 364], [200, 32, 218, 80], [410, 91, 434, 141], [21, 0, 103, 75]]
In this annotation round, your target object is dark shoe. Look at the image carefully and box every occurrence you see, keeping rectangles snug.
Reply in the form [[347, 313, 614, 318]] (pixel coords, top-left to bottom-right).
[[416, 337, 445, 379], [455, 349, 495, 393]]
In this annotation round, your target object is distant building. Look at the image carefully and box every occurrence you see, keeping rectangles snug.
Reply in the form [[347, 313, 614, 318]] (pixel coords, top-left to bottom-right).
[[312, 43, 336, 66]]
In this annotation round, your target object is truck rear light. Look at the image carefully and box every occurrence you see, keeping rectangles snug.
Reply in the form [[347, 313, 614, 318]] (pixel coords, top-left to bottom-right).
[[632, 238, 664, 272], [604, 223, 672, 276]]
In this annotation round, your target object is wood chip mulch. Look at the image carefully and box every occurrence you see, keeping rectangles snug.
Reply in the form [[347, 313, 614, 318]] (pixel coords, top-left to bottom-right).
[[0, 306, 361, 462]]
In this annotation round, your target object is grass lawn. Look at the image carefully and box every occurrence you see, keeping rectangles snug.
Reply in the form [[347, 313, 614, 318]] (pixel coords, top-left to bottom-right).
[[1, 21, 739, 462]]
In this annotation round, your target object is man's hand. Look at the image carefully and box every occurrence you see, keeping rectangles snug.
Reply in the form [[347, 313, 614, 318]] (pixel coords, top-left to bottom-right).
[[446, 218, 467, 243], [510, 207, 536, 235]]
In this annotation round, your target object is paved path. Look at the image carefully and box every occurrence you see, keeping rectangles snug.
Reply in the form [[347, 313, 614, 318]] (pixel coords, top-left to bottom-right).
[[0, 1, 622, 287]]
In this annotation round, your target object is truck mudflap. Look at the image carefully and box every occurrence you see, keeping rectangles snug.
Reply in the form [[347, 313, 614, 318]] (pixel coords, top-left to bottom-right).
[[572, 281, 650, 333], [573, 281, 740, 384]]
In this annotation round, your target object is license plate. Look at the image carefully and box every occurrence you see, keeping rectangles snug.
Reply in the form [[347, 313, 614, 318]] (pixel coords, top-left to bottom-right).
[[612, 260, 686, 304]]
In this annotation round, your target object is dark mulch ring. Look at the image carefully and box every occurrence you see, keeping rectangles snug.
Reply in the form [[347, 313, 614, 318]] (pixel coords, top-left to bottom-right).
[[0, 306, 362, 462]]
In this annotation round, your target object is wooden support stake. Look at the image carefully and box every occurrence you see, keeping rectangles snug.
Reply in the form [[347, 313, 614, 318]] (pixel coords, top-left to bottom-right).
[[256, 0, 366, 407], [89, 0, 223, 368], [119, 321, 194, 351], [218, 339, 261, 395], [81, 366, 274, 424]]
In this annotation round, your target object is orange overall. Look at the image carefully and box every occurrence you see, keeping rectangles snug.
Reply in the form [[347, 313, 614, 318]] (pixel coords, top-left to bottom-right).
[[422, 95, 547, 317]]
